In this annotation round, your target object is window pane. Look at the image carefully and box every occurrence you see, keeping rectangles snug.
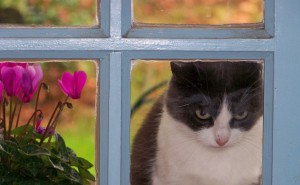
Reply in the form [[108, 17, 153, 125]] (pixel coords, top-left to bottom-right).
[[134, 0, 263, 25], [0, 1, 98, 26], [130, 60, 264, 185], [0, 60, 98, 184]]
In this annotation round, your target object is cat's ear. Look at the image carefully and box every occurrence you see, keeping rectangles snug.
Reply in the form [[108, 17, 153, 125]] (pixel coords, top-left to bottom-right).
[[170, 61, 184, 76], [170, 61, 198, 86], [170, 61, 195, 78]]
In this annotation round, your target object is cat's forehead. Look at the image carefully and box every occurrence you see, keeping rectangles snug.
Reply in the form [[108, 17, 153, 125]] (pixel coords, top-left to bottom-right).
[[191, 61, 261, 77], [170, 61, 262, 93], [171, 61, 262, 73]]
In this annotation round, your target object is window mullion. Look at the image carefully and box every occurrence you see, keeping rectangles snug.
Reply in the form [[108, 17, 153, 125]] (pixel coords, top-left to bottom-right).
[[108, 52, 122, 185]]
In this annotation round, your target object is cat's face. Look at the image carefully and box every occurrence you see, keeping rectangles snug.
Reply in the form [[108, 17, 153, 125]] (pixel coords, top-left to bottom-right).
[[166, 61, 263, 148]]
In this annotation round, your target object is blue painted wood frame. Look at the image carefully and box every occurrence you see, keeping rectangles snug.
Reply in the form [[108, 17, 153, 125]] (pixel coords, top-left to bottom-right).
[[0, 51, 110, 185], [273, 1, 300, 184], [122, 0, 274, 39], [0, 0, 300, 185], [0, 0, 110, 38]]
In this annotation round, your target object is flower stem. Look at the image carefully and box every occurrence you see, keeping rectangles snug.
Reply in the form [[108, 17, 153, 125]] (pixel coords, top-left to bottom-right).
[[39, 101, 62, 145], [46, 96, 69, 144], [18, 109, 42, 143], [7, 96, 13, 138], [33, 83, 46, 130], [15, 102, 23, 129], [2, 99, 7, 140], [9, 97, 19, 136]]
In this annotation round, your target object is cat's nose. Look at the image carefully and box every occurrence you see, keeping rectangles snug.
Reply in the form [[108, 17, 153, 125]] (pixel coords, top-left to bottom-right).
[[215, 128, 230, 146], [216, 137, 229, 146]]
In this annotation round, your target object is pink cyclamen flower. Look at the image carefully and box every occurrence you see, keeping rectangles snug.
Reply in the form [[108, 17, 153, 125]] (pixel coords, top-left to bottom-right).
[[0, 62, 27, 80], [0, 62, 43, 102], [1, 65, 24, 96], [17, 64, 43, 103], [58, 71, 87, 99]]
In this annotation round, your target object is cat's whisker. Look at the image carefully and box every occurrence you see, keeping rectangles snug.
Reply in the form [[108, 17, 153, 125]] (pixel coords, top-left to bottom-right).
[[178, 104, 191, 108], [239, 92, 262, 105], [241, 137, 262, 149], [239, 87, 262, 103], [237, 145, 262, 161], [245, 67, 261, 81], [240, 79, 261, 95]]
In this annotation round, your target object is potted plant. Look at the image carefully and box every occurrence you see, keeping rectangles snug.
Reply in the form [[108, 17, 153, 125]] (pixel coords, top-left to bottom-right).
[[0, 62, 95, 184]]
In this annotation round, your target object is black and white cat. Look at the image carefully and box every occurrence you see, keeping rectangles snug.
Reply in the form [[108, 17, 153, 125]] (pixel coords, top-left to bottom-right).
[[131, 61, 263, 185]]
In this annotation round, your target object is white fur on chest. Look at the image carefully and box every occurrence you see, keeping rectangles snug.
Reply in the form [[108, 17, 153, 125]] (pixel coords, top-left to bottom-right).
[[153, 108, 262, 185]]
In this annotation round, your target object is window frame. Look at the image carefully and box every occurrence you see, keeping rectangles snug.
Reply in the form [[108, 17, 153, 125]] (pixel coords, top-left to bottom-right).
[[2, 0, 295, 184], [121, 51, 274, 185]]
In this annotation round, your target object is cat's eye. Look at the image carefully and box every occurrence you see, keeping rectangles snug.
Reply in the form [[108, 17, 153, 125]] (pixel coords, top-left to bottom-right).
[[233, 111, 248, 120], [195, 109, 211, 120]]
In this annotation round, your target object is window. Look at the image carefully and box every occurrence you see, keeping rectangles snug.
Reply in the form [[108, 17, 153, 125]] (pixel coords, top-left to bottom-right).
[[124, 52, 273, 185], [1, 0, 300, 185], [123, 0, 274, 38]]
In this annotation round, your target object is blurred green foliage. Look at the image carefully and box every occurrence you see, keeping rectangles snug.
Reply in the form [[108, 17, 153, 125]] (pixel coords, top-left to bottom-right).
[[0, 0, 97, 26], [134, 0, 263, 25], [130, 61, 171, 144]]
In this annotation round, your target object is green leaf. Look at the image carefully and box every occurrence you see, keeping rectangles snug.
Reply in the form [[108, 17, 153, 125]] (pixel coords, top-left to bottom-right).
[[77, 157, 93, 170], [60, 163, 82, 183], [11, 125, 34, 135], [54, 133, 69, 162], [23, 157, 44, 176], [0, 143, 11, 156], [78, 167, 95, 182], [33, 132, 44, 139], [18, 143, 51, 156], [0, 140, 18, 155], [40, 155, 52, 167], [42, 167, 59, 180], [69, 150, 80, 167], [49, 157, 64, 171], [54, 133, 66, 149], [0, 133, 94, 185]]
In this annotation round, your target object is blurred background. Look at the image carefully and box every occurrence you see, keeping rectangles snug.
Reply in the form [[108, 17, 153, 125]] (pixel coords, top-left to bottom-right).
[[134, 0, 263, 25], [131, 61, 171, 144], [0, 0, 97, 26]]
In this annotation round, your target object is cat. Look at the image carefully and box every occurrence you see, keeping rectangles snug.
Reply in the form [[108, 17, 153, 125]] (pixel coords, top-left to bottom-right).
[[131, 61, 263, 185]]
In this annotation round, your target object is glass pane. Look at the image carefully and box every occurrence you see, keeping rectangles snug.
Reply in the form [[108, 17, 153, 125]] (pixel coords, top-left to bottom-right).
[[0, 60, 98, 184], [134, 0, 263, 25], [0, 1, 98, 26], [131, 60, 264, 185]]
